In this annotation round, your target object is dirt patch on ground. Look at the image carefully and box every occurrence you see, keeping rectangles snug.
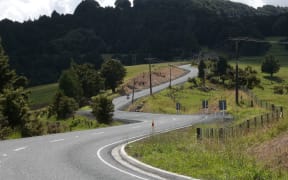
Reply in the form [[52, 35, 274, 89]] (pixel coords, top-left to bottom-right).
[[248, 132, 288, 171], [119, 66, 188, 95]]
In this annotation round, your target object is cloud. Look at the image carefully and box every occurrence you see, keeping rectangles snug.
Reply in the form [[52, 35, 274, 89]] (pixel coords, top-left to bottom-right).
[[0, 0, 287, 22], [0, 0, 82, 22], [231, 0, 265, 8], [262, 0, 288, 7]]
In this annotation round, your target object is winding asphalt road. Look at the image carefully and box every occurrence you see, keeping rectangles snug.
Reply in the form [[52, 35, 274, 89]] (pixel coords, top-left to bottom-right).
[[0, 65, 218, 180]]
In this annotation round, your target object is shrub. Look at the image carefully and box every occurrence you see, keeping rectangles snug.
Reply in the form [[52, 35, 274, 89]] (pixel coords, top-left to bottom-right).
[[92, 95, 114, 124], [273, 86, 285, 95], [22, 118, 45, 137]]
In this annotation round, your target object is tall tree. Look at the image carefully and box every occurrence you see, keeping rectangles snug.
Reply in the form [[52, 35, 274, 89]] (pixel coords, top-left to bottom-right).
[[71, 63, 104, 98], [101, 59, 126, 93], [261, 55, 280, 77], [59, 69, 83, 102], [198, 60, 207, 86], [216, 57, 228, 84], [0, 38, 27, 92], [50, 91, 78, 120], [1, 88, 29, 128], [0, 40, 29, 131]]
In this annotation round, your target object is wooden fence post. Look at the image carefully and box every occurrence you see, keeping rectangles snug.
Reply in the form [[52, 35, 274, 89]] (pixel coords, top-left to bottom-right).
[[239, 123, 243, 136], [247, 120, 250, 132], [196, 128, 202, 141], [276, 110, 279, 121], [261, 115, 264, 127], [210, 128, 214, 138], [254, 117, 257, 128], [219, 128, 224, 141]]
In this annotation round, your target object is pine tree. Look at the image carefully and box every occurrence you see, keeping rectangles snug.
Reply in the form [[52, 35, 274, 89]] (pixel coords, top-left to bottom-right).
[[0, 38, 27, 92], [0, 39, 29, 131]]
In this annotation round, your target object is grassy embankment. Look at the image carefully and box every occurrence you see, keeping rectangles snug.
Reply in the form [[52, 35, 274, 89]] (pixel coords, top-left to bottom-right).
[[126, 37, 288, 179]]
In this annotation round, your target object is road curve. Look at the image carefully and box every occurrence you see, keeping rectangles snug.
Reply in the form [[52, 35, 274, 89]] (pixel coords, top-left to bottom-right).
[[0, 65, 216, 180]]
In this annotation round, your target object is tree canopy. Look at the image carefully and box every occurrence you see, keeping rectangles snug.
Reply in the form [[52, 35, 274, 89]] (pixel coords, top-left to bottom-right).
[[261, 55, 280, 77], [0, 40, 30, 138], [92, 95, 114, 124], [101, 59, 126, 93], [0, 0, 287, 85]]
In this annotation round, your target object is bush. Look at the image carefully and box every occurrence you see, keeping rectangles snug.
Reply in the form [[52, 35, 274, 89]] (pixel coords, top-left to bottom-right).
[[51, 91, 79, 119], [209, 77, 221, 84], [92, 95, 114, 124], [274, 86, 284, 94], [0, 113, 11, 139], [22, 118, 44, 137], [47, 122, 68, 134]]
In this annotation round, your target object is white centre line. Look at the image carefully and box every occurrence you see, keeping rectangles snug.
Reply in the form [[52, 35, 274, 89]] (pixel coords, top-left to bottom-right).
[[2, 154, 7, 157], [75, 136, 79, 138], [50, 139, 65, 143], [13, 146, 27, 152], [91, 132, 104, 135]]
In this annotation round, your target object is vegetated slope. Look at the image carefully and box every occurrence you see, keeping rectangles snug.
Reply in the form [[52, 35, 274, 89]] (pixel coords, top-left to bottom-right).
[[0, 0, 287, 85], [127, 38, 288, 179]]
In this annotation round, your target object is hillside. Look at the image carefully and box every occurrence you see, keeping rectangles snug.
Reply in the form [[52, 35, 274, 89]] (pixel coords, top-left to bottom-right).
[[0, 0, 287, 85]]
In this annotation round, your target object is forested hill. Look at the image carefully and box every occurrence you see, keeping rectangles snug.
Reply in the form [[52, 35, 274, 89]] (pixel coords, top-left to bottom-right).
[[0, 0, 287, 85]]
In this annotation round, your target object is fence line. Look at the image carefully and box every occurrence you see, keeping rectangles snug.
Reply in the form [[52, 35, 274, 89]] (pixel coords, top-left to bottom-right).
[[196, 87, 284, 141]]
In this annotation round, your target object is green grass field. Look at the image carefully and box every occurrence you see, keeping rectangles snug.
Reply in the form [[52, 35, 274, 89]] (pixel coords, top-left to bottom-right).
[[126, 37, 288, 179], [28, 83, 58, 108], [28, 61, 189, 108]]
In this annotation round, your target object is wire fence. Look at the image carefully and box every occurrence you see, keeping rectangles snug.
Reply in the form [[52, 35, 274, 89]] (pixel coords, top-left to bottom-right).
[[196, 87, 284, 141]]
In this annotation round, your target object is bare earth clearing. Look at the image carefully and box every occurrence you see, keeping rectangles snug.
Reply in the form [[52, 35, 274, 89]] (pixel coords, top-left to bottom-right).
[[121, 66, 188, 94]]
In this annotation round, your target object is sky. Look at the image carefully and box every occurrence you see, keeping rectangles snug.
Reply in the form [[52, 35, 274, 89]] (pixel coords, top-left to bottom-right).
[[0, 0, 287, 22]]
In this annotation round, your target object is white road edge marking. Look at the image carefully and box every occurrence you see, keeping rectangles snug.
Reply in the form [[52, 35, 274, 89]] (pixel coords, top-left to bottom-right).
[[97, 139, 148, 180], [13, 146, 27, 152], [97, 116, 207, 180], [91, 132, 104, 135], [50, 139, 65, 143]]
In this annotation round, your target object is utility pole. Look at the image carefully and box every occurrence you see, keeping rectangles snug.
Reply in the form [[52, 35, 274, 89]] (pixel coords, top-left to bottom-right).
[[169, 64, 172, 88], [144, 53, 153, 96], [132, 79, 135, 104], [235, 40, 239, 105], [149, 59, 152, 95], [229, 36, 288, 105]]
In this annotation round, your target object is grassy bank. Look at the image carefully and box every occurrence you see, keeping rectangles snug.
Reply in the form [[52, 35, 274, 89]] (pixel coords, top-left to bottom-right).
[[126, 121, 288, 179], [126, 38, 288, 179]]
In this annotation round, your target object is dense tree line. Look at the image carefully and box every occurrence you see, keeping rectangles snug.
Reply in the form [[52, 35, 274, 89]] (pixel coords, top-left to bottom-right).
[[0, 0, 287, 85], [197, 57, 261, 90], [49, 59, 124, 120]]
